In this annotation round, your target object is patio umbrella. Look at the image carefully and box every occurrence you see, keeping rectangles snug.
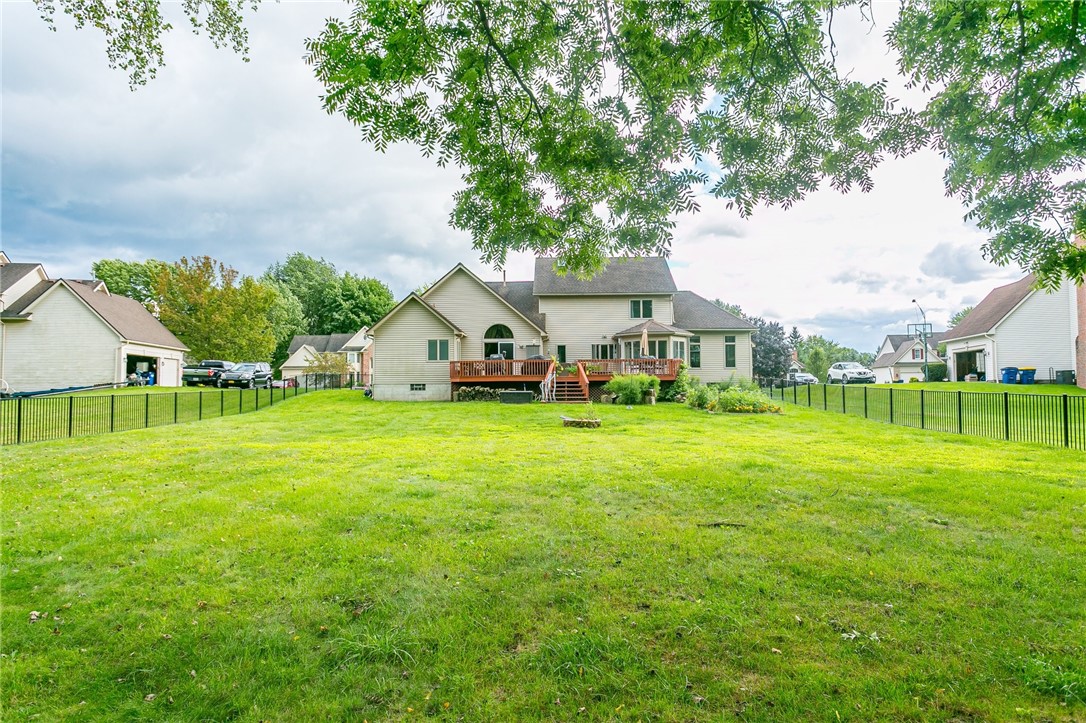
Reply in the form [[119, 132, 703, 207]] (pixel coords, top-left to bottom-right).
[[640, 325, 649, 357]]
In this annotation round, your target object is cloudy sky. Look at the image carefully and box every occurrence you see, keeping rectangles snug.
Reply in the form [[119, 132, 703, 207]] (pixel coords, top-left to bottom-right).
[[2, 1, 1024, 352]]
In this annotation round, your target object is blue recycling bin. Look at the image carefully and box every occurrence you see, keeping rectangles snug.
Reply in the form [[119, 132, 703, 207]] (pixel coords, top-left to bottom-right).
[[1000, 367, 1019, 384], [1018, 367, 1036, 384]]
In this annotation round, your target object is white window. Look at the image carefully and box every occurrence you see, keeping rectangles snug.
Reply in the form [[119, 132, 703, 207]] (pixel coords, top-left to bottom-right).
[[347, 352, 360, 364], [591, 343, 615, 359], [427, 339, 449, 361], [912, 348, 924, 360]]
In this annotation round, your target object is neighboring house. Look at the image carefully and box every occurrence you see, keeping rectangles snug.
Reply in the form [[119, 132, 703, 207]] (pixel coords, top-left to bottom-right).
[[280, 328, 371, 383], [943, 274, 1078, 382], [0, 252, 188, 391], [871, 333, 945, 383], [368, 257, 755, 401]]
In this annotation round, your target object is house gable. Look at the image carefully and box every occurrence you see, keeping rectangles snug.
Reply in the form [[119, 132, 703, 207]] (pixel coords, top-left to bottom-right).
[[423, 266, 545, 359]]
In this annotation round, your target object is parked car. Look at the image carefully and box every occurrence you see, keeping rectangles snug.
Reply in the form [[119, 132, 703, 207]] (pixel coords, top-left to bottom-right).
[[182, 360, 234, 386], [788, 372, 819, 385], [218, 362, 272, 389], [827, 361, 875, 384], [271, 378, 297, 388]]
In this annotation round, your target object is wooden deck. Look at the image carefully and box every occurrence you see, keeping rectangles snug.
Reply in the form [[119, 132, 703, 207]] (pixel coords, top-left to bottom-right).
[[449, 358, 680, 383]]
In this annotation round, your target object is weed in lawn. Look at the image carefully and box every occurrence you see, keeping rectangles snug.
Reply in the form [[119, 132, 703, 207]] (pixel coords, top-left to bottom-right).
[[336, 628, 418, 668]]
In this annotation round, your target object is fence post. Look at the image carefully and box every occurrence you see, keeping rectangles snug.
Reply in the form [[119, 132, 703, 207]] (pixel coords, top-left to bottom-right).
[[305, 374, 309, 392], [145, 392, 150, 428], [1003, 391, 1010, 440], [920, 390, 925, 430], [220, 389, 224, 417], [823, 384, 827, 410], [863, 385, 868, 418], [793, 383, 797, 404], [1062, 394, 1070, 448], [174, 392, 178, 424], [889, 387, 894, 424], [199, 392, 203, 421], [110, 395, 115, 432], [807, 383, 812, 406], [16, 397, 23, 444], [842, 383, 846, 413], [239, 389, 243, 414], [957, 391, 963, 434], [69, 396, 74, 438]]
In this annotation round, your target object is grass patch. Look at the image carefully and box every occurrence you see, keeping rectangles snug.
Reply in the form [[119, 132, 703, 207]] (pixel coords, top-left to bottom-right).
[[3, 394, 1085, 720]]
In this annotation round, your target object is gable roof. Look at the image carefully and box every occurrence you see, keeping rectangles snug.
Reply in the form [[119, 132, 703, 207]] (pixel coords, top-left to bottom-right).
[[287, 333, 357, 355], [425, 264, 547, 334], [483, 280, 547, 330], [533, 257, 678, 296], [943, 274, 1036, 342], [61, 280, 188, 350], [0, 263, 44, 296], [672, 291, 756, 330], [369, 293, 466, 336], [2, 280, 54, 317], [872, 334, 943, 369]]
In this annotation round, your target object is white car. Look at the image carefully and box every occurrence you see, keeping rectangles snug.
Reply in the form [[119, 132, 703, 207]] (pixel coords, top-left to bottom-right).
[[789, 372, 819, 385], [827, 361, 875, 384]]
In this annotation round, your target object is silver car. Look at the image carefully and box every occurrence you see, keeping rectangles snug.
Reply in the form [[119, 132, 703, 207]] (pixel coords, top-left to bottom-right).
[[827, 361, 875, 384]]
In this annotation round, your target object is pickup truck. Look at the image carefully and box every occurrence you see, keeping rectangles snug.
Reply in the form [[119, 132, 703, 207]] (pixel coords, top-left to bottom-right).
[[182, 360, 234, 386]]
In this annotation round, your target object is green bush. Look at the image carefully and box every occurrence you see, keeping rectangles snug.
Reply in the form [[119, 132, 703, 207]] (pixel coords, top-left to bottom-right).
[[456, 386, 523, 402], [709, 375, 760, 392], [925, 362, 948, 382], [661, 362, 695, 402], [685, 381, 780, 413], [604, 374, 661, 404], [708, 387, 781, 414]]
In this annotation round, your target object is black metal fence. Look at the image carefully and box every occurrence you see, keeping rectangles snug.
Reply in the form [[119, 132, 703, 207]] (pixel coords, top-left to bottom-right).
[[764, 382, 1086, 451], [0, 373, 359, 446]]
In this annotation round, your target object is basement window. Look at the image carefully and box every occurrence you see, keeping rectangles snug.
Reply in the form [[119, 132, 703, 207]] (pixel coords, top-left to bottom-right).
[[410, 384, 426, 391]]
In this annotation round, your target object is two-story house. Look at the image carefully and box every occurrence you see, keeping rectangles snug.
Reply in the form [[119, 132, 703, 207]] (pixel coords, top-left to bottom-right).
[[367, 257, 754, 401]]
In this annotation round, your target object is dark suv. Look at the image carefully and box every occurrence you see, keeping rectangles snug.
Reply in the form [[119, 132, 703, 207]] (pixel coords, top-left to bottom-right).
[[218, 362, 272, 389]]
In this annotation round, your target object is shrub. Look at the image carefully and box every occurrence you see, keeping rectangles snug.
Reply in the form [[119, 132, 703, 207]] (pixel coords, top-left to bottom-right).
[[708, 387, 782, 414], [709, 375, 759, 393], [661, 362, 695, 401], [604, 374, 660, 404], [456, 386, 523, 402], [925, 362, 948, 382], [685, 384, 715, 410]]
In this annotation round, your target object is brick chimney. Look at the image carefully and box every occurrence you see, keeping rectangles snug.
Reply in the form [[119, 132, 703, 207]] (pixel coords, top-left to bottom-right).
[[1078, 235, 1086, 388]]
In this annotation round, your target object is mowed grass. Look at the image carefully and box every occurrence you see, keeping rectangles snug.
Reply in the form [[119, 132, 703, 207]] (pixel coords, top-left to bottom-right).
[[869, 382, 1086, 395], [3, 394, 1085, 721]]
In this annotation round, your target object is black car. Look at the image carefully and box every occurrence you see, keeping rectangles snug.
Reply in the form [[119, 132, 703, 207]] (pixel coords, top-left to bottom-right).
[[218, 362, 272, 389]]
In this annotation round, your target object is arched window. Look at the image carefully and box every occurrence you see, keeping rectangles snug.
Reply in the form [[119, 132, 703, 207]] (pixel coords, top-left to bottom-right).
[[484, 324, 515, 359], [484, 324, 514, 339]]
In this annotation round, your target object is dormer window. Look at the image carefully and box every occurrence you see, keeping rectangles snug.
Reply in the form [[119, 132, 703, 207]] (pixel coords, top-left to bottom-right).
[[630, 299, 653, 318]]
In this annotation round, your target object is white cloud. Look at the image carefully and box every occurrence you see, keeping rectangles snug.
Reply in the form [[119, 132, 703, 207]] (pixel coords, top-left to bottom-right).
[[0, 2, 1030, 353]]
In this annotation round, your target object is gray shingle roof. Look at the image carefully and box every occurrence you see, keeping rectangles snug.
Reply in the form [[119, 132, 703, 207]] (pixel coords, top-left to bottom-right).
[[672, 291, 756, 330], [287, 333, 358, 355], [614, 319, 693, 337], [63, 280, 188, 350], [2, 280, 54, 316], [0, 263, 43, 295], [943, 274, 1035, 341], [533, 257, 677, 295], [871, 334, 943, 369], [483, 281, 546, 330]]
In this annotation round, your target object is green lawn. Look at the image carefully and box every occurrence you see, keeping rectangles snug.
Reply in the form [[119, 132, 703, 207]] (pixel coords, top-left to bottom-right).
[[3, 395, 1085, 720], [869, 382, 1086, 395]]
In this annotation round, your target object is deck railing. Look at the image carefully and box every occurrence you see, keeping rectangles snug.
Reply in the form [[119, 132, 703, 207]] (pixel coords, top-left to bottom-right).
[[449, 359, 552, 379], [580, 358, 681, 378]]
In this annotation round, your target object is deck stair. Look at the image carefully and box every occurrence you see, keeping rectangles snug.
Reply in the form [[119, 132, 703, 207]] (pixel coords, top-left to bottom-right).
[[553, 377, 588, 402]]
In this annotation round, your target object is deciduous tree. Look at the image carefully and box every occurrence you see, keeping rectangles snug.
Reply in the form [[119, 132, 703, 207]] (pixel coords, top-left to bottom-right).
[[91, 258, 168, 308], [947, 305, 974, 329], [41, 1, 1085, 284]]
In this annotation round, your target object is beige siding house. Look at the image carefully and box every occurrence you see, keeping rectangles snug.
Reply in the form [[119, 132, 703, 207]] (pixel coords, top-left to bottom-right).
[[281, 328, 371, 383], [871, 334, 945, 383], [0, 253, 188, 392], [368, 257, 754, 401], [944, 274, 1078, 383]]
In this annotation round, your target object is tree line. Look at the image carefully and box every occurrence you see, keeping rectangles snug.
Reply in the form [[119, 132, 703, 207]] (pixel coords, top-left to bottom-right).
[[712, 300, 874, 383], [91, 254, 395, 367]]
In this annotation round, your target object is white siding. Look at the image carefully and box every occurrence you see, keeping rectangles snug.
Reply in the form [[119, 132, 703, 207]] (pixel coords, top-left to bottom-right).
[[537, 295, 674, 360], [993, 281, 1075, 377], [424, 269, 542, 358], [945, 336, 995, 381], [372, 298, 455, 400], [0, 267, 47, 310], [3, 286, 120, 390], [687, 330, 753, 384]]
